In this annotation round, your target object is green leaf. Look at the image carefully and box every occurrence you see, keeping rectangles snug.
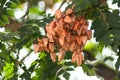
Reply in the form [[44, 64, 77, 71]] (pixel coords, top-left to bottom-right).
[[104, 56, 114, 62], [64, 62, 73, 66], [82, 64, 96, 76], [112, 44, 118, 53], [66, 68, 74, 71], [0, 42, 6, 50], [6, 1, 17, 9], [10, 2, 17, 8], [31, 61, 37, 66], [0, 52, 10, 61], [115, 57, 120, 71], [0, 19, 5, 26], [39, 51, 47, 59], [63, 72, 70, 80], [97, 42, 104, 53], [32, 76, 39, 80], [118, 1, 120, 7], [3, 62, 14, 79], [64, 51, 72, 59], [1, 15, 9, 24], [5, 10, 14, 17], [112, 0, 118, 4], [57, 70, 64, 76]]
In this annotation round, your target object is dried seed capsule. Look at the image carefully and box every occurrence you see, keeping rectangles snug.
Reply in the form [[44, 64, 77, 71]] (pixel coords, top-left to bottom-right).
[[66, 8, 73, 15], [55, 10, 62, 20], [43, 38, 49, 47], [72, 51, 77, 62], [87, 30, 92, 40], [50, 52, 56, 62], [76, 36, 82, 45], [59, 36, 65, 47], [73, 21, 80, 31], [69, 41, 77, 52], [49, 43, 54, 52], [58, 49, 65, 61], [64, 16, 72, 24], [82, 36, 87, 45]]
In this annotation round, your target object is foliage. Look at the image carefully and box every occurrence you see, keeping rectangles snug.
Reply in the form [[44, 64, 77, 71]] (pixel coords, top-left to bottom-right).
[[0, 0, 120, 80]]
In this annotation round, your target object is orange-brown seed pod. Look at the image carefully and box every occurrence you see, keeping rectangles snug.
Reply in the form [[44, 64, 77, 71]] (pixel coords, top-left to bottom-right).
[[87, 30, 92, 40], [55, 10, 62, 20], [48, 43, 54, 52], [43, 38, 49, 47], [81, 36, 87, 45], [72, 51, 77, 62], [64, 16, 72, 24], [50, 52, 56, 62], [58, 49, 65, 61], [66, 8, 73, 15], [76, 36, 82, 45], [69, 41, 77, 52], [59, 36, 65, 47], [73, 21, 80, 31]]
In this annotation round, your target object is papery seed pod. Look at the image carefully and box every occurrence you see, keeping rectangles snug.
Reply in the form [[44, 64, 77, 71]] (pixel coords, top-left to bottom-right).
[[72, 51, 77, 62], [47, 33, 54, 42], [59, 36, 65, 47], [77, 26, 83, 36], [73, 21, 80, 31], [49, 43, 54, 52], [76, 46, 81, 53], [49, 21, 56, 28], [50, 52, 56, 62], [64, 24, 70, 31], [55, 10, 62, 20], [66, 8, 73, 15], [45, 25, 52, 35], [76, 36, 82, 45], [48, 23, 56, 35], [78, 52, 84, 65], [56, 22, 65, 35], [38, 38, 44, 48], [71, 14, 76, 22], [81, 29, 87, 35], [61, 29, 67, 37], [38, 43, 44, 51], [64, 16, 72, 24], [79, 17, 85, 25], [59, 18, 65, 26], [43, 38, 49, 47], [76, 55, 82, 66], [62, 42, 69, 51], [69, 41, 77, 52], [87, 30, 92, 40], [83, 25, 88, 31], [70, 35, 75, 42], [44, 46, 50, 52], [58, 49, 65, 61], [82, 36, 87, 45], [65, 32, 71, 42]]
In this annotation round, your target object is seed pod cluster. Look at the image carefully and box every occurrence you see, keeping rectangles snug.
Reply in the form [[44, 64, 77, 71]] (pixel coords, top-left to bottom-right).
[[33, 7, 92, 65]]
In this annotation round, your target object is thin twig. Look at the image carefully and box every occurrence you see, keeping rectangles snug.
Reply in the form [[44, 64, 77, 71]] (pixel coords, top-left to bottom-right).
[[21, 49, 33, 62], [59, 0, 67, 9], [21, 0, 31, 23]]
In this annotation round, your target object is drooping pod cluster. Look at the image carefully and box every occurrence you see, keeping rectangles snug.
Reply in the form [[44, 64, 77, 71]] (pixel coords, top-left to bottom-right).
[[33, 7, 92, 65]]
